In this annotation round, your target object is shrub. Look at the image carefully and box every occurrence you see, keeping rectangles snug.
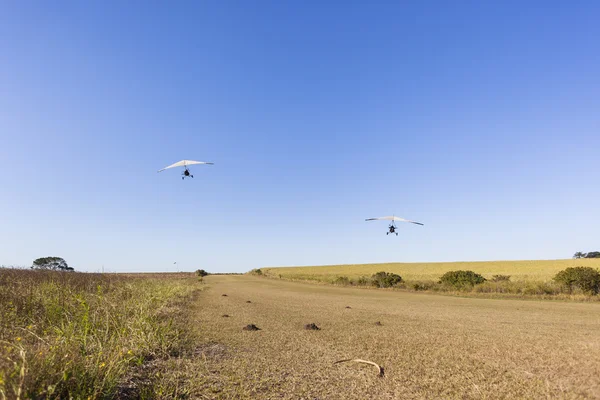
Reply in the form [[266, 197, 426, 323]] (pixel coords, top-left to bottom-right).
[[491, 274, 511, 282], [249, 268, 263, 275], [356, 276, 371, 286], [371, 271, 403, 288], [553, 267, 600, 295], [439, 270, 486, 288], [333, 276, 351, 286], [195, 269, 208, 277]]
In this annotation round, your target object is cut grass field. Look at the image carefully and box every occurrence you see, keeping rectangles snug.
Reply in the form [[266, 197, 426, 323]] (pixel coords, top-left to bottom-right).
[[263, 258, 600, 282], [192, 275, 600, 399]]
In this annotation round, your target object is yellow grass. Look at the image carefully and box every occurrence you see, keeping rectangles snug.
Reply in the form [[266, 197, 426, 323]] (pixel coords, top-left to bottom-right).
[[5, 270, 600, 398], [189, 275, 600, 398], [263, 258, 600, 282]]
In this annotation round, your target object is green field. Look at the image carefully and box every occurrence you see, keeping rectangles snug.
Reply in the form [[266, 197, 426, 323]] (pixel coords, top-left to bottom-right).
[[263, 258, 600, 282]]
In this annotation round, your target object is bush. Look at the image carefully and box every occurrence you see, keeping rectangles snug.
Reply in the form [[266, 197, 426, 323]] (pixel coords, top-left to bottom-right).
[[371, 271, 403, 288], [439, 270, 486, 288], [491, 274, 511, 282], [249, 268, 263, 275], [333, 276, 351, 286], [554, 267, 600, 295], [195, 269, 208, 277], [356, 276, 371, 286]]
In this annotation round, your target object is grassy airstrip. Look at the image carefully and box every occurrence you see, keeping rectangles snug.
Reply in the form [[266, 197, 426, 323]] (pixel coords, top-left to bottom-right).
[[263, 258, 600, 282], [3, 268, 600, 399], [194, 275, 600, 399]]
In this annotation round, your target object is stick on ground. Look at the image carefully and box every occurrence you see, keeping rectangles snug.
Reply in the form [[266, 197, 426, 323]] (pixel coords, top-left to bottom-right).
[[334, 359, 385, 377]]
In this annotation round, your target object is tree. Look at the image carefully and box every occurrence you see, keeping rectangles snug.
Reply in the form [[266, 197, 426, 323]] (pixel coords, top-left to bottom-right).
[[31, 257, 73, 271], [195, 269, 208, 277], [573, 252, 586, 259], [585, 251, 600, 259]]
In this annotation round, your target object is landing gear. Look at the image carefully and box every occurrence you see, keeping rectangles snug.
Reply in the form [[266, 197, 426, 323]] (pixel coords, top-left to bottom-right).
[[181, 168, 193, 180]]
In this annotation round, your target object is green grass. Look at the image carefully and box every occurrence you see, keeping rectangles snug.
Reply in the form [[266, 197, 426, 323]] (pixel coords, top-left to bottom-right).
[[0, 269, 203, 399], [263, 258, 600, 282]]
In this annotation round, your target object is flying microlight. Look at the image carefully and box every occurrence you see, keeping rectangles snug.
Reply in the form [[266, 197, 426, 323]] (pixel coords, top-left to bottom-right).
[[157, 160, 214, 180], [365, 215, 424, 236]]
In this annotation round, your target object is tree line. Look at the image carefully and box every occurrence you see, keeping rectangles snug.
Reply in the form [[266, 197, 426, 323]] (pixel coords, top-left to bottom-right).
[[573, 251, 600, 259]]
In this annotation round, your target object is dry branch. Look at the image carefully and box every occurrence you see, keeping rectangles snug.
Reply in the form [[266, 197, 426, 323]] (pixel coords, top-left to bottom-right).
[[334, 359, 385, 377]]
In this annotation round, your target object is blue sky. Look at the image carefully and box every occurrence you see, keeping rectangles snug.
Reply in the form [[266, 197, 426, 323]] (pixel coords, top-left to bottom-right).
[[1, 1, 599, 273]]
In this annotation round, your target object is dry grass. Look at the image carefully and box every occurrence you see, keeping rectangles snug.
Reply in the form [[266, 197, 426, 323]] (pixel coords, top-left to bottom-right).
[[4, 270, 600, 398], [263, 258, 600, 282], [0, 269, 203, 399], [186, 275, 600, 399]]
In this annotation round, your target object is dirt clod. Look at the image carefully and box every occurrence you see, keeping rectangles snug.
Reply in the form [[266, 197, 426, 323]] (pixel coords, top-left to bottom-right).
[[246, 300, 252, 303], [221, 294, 228, 297], [304, 323, 321, 330], [345, 306, 351, 309], [222, 314, 230, 318], [375, 321, 383, 326], [243, 324, 261, 331]]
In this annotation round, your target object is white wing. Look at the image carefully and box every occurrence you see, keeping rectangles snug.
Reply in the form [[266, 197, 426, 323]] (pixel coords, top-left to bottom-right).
[[365, 216, 424, 226], [158, 159, 214, 172]]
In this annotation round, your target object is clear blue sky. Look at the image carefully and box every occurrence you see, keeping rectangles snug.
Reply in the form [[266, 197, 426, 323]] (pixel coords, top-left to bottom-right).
[[1, 1, 599, 273]]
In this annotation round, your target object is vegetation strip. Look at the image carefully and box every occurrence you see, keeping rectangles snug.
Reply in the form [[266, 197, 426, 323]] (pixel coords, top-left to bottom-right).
[[257, 259, 600, 300], [0, 269, 203, 399]]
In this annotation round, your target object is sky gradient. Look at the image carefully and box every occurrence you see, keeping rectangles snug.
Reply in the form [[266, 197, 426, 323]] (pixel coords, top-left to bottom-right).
[[1, 1, 599, 272]]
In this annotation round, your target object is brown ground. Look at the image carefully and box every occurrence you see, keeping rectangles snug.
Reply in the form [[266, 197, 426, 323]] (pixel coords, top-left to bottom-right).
[[188, 275, 600, 399]]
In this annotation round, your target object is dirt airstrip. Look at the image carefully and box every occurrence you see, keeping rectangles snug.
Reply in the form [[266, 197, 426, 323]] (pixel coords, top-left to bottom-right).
[[188, 275, 600, 399]]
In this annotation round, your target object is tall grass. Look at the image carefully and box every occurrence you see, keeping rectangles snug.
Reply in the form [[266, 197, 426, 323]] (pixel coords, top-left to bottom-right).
[[0, 269, 201, 399]]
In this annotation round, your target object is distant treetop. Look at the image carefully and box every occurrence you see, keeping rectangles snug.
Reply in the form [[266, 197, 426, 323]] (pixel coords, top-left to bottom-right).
[[573, 251, 600, 259], [31, 257, 74, 271]]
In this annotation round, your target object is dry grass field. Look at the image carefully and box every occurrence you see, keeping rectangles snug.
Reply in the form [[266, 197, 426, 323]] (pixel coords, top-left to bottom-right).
[[190, 275, 600, 399], [3, 270, 600, 398], [263, 259, 600, 282]]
